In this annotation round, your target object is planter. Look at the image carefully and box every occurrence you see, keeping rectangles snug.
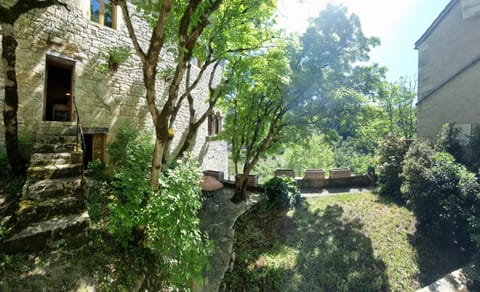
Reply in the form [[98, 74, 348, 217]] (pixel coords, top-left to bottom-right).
[[235, 174, 259, 187], [303, 169, 325, 180], [203, 170, 224, 181], [329, 167, 351, 179]]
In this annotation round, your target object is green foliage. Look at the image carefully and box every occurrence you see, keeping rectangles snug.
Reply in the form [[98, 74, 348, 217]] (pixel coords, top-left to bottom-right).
[[376, 78, 417, 139], [106, 128, 210, 288], [402, 143, 480, 248], [468, 126, 480, 172], [376, 133, 408, 202], [284, 135, 373, 177], [435, 123, 464, 163], [107, 129, 154, 247], [220, 41, 291, 199], [252, 155, 283, 184], [143, 156, 211, 287], [264, 176, 301, 210], [284, 134, 335, 176], [106, 126, 139, 169], [333, 138, 374, 175], [86, 159, 107, 181], [96, 46, 131, 74]]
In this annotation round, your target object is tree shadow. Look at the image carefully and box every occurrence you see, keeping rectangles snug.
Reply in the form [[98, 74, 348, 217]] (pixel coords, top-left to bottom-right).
[[408, 231, 472, 287], [292, 202, 390, 291], [222, 199, 390, 291]]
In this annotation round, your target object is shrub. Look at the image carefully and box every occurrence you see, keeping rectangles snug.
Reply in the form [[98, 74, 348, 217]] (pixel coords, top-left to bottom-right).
[[108, 130, 153, 247], [86, 159, 108, 181], [402, 142, 480, 248], [107, 128, 211, 288], [143, 156, 211, 287], [376, 133, 408, 202], [264, 176, 301, 210], [435, 123, 465, 164]]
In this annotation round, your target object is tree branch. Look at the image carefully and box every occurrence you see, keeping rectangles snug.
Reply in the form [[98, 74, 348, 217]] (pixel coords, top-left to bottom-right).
[[117, 0, 146, 63]]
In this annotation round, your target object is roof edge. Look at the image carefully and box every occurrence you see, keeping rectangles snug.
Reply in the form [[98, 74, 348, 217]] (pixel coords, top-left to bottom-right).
[[414, 0, 458, 49], [416, 54, 480, 105]]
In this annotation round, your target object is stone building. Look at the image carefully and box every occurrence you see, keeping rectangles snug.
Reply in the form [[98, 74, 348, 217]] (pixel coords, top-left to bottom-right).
[[415, 0, 480, 142], [0, 0, 228, 175]]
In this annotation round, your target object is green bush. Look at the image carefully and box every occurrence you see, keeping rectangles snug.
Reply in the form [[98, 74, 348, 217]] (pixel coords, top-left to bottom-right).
[[143, 156, 211, 287], [468, 126, 480, 172], [107, 128, 211, 288], [376, 133, 408, 202], [435, 123, 465, 164], [402, 142, 480, 248], [108, 130, 153, 247], [264, 176, 301, 210]]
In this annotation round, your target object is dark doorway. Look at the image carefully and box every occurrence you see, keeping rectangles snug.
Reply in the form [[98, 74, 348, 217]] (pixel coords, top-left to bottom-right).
[[44, 56, 75, 121], [83, 134, 93, 168], [83, 132, 106, 168]]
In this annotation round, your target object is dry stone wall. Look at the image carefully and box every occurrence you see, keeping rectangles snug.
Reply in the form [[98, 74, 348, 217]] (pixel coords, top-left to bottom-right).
[[0, 0, 227, 175]]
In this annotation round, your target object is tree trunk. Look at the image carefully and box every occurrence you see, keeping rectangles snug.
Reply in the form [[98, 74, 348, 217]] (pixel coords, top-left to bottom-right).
[[1, 22, 25, 175], [231, 173, 249, 203], [150, 137, 165, 191]]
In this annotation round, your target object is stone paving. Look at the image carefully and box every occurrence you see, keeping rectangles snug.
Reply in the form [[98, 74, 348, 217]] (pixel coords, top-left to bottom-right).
[[194, 189, 262, 292]]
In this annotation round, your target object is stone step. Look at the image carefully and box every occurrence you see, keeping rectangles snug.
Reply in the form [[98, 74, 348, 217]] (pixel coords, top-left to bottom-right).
[[30, 152, 83, 167], [36, 122, 78, 136], [16, 195, 86, 227], [22, 177, 83, 200], [35, 134, 79, 145], [1, 211, 89, 252], [27, 164, 83, 180], [32, 142, 82, 153]]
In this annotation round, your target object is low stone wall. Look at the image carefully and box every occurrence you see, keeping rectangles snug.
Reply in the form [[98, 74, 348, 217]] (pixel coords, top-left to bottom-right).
[[274, 169, 295, 177], [297, 174, 373, 190]]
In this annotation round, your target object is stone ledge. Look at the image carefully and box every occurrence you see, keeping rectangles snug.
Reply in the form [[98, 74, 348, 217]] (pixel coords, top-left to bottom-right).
[[1, 211, 90, 252], [417, 264, 478, 292]]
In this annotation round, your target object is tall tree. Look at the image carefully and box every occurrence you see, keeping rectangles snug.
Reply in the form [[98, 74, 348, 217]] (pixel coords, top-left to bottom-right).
[[0, 0, 67, 175], [165, 0, 276, 162], [377, 77, 417, 139], [118, 0, 276, 190], [220, 43, 292, 202], [287, 4, 381, 140]]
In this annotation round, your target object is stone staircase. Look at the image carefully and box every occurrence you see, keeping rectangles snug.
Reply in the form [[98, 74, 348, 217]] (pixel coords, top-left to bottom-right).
[[2, 122, 89, 252]]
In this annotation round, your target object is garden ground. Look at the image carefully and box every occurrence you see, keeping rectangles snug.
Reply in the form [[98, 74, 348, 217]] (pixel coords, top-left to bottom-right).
[[0, 177, 476, 291], [221, 192, 473, 291]]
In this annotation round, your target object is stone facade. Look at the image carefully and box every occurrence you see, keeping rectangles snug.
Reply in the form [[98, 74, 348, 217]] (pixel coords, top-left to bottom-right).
[[0, 0, 228, 175], [415, 0, 480, 141]]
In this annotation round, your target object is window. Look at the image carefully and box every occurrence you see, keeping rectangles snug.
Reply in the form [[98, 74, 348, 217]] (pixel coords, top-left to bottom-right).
[[91, 0, 116, 28], [208, 112, 222, 136]]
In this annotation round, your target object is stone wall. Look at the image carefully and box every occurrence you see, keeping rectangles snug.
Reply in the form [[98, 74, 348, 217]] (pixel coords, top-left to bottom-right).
[[0, 0, 228, 175]]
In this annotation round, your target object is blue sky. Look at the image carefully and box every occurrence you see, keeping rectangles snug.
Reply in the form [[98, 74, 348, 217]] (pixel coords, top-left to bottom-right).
[[277, 0, 451, 82]]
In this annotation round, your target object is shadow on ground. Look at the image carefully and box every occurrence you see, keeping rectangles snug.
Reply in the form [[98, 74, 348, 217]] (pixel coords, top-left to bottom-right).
[[222, 200, 390, 291], [408, 231, 472, 287]]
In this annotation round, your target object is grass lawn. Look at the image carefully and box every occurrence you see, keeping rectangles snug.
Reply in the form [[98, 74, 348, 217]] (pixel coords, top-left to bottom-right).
[[222, 193, 471, 291]]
